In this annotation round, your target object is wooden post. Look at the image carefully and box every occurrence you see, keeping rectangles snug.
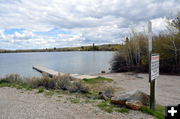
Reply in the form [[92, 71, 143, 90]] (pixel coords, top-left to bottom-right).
[[148, 21, 156, 110]]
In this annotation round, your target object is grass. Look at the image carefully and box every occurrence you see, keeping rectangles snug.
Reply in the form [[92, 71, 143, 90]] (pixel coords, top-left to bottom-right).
[[97, 100, 130, 114], [140, 105, 165, 119], [116, 108, 129, 113], [44, 90, 54, 96], [84, 98, 96, 104], [0, 81, 32, 90], [85, 90, 99, 99], [67, 97, 80, 104], [97, 100, 115, 113], [38, 87, 44, 93], [83, 76, 113, 84]]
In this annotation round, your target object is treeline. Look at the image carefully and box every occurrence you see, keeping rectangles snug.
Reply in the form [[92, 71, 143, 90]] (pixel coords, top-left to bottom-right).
[[0, 44, 122, 53], [111, 13, 180, 74]]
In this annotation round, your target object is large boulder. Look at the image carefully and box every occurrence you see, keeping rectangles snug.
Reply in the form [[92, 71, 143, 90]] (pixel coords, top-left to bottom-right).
[[111, 90, 150, 110]]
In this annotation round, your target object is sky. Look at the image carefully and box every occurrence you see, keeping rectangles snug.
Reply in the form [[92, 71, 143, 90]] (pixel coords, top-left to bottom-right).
[[0, 0, 179, 50]]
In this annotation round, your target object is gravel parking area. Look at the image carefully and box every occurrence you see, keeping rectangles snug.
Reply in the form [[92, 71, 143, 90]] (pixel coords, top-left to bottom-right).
[[0, 87, 153, 119]]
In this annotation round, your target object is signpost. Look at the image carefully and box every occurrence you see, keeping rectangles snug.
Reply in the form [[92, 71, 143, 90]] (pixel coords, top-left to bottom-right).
[[148, 21, 159, 110]]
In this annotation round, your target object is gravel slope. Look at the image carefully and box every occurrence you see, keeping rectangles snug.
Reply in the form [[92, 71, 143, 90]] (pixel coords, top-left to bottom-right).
[[0, 87, 153, 119]]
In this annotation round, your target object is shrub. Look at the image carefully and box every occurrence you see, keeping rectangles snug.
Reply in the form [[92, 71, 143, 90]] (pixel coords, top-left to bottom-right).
[[55, 74, 71, 90], [3, 74, 22, 83], [26, 77, 44, 88], [42, 77, 56, 89], [27, 77, 56, 89], [68, 81, 89, 93], [0, 73, 89, 94]]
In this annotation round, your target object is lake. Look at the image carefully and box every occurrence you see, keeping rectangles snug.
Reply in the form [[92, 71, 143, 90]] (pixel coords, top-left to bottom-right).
[[0, 51, 114, 77]]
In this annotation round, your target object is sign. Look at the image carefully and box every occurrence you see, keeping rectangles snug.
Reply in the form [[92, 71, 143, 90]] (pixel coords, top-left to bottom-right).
[[151, 54, 159, 80]]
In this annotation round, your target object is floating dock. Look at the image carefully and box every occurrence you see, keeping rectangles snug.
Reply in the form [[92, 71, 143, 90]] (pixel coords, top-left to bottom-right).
[[32, 65, 97, 79]]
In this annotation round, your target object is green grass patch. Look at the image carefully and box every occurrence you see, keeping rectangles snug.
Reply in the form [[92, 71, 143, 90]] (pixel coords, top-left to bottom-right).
[[84, 98, 96, 104], [140, 105, 165, 119], [97, 100, 115, 113], [83, 76, 112, 84], [116, 108, 129, 113], [0, 81, 32, 90], [85, 90, 99, 99], [37, 87, 45, 93]]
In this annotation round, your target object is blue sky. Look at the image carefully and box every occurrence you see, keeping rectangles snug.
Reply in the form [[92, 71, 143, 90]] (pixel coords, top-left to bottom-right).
[[0, 0, 179, 50]]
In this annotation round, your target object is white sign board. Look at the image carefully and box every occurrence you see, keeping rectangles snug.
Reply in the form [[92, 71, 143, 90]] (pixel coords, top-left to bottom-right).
[[151, 54, 159, 80]]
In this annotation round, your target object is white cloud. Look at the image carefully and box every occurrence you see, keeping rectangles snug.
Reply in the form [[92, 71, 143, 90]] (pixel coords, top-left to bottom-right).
[[0, 0, 179, 49]]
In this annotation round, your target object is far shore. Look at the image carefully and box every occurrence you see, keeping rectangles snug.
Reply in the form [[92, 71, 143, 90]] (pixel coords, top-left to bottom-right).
[[0, 44, 121, 53]]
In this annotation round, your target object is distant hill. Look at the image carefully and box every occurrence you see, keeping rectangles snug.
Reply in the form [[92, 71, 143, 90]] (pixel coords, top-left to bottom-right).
[[0, 44, 123, 53]]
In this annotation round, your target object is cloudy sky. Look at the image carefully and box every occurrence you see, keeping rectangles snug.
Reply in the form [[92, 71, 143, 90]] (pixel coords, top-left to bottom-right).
[[0, 0, 179, 50]]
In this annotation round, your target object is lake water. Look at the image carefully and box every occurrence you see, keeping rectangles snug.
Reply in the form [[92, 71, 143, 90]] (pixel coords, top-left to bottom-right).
[[0, 51, 114, 77]]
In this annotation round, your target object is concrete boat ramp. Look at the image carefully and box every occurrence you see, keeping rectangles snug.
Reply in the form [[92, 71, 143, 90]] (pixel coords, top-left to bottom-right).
[[32, 65, 97, 79]]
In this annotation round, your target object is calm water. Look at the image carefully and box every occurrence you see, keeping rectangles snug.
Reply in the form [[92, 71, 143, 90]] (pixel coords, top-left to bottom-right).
[[0, 51, 114, 77]]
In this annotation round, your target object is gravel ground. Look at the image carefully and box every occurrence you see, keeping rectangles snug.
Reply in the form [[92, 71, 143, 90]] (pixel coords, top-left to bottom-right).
[[0, 87, 153, 119], [98, 73, 180, 106]]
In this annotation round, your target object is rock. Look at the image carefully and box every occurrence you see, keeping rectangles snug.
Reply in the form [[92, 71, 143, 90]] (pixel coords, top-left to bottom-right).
[[111, 90, 150, 110], [125, 100, 144, 110], [111, 93, 129, 105], [126, 90, 150, 106], [111, 99, 126, 105]]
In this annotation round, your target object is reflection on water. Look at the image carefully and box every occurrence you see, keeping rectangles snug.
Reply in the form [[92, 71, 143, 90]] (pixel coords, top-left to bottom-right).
[[0, 51, 114, 77]]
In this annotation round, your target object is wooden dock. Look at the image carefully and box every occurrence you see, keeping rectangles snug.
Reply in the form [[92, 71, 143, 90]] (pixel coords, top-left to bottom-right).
[[32, 65, 97, 79]]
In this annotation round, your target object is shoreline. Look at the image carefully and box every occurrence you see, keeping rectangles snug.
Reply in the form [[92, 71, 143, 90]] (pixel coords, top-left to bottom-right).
[[0, 50, 115, 54]]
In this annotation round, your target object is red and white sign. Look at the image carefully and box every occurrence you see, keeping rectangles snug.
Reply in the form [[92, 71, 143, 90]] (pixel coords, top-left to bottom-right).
[[151, 54, 159, 80]]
